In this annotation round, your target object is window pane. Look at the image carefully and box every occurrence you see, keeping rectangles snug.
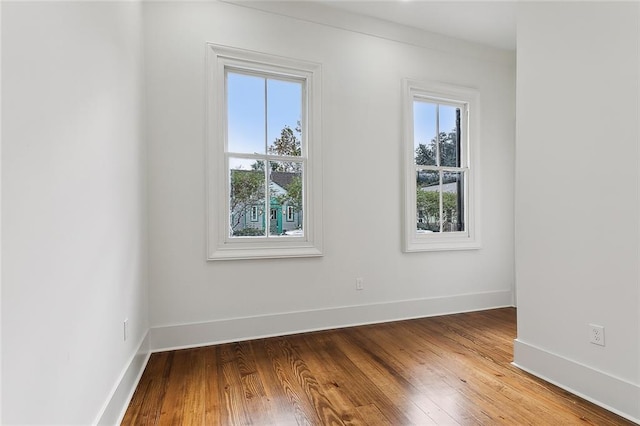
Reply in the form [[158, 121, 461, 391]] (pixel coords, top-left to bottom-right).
[[267, 79, 303, 157], [229, 157, 265, 237], [269, 162, 303, 237], [227, 72, 266, 154], [442, 171, 465, 232], [414, 101, 437, 166], [439, 105, 461, 167], [416, 170, 440, 232]]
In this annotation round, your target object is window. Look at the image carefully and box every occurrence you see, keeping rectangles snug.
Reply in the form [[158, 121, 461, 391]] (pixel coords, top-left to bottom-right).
[[402, 79, 480, 251], [207, 44, 322, 260], [286, 206, 295, 222]]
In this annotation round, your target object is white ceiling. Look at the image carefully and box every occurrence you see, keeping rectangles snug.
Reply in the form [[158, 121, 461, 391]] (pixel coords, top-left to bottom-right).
[[319, 1, 517, 50]]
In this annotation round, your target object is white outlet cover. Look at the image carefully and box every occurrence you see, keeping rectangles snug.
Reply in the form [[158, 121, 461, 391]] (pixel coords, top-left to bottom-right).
[[589, 324, 605, 346]]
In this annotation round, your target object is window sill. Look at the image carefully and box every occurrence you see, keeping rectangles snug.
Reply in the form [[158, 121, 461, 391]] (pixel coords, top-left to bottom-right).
[[208, 244, 323, 261], [404, 233, 481, 252]]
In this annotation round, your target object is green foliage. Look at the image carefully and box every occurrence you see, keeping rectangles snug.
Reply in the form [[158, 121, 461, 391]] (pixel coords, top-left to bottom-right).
[[416, 190, 439, 218], [415, 130, 459, 167], [415, 141, 436, 166], [416, 189, 460, 230], [442, 192, 459, 222], [233, 123, 304, 234], [232, 228, 264, 237], [276, 176, 302, 210], [268, 125, 302, 172], [230, 170, 264, 231], [415, 125, 462, 231]]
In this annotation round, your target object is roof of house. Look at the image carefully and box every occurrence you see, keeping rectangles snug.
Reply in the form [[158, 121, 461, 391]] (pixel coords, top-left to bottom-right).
[[420, 182, 459, 194], [270, 171, 300, 189], [230, 169, 300, 192]]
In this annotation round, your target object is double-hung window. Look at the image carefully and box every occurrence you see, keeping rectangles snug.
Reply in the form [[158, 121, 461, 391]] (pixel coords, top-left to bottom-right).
[[402, 79, 480, 251], [207, 44, 322, 260]]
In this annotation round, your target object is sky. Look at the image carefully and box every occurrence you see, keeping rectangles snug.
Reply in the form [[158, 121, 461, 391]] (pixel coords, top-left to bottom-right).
[[227, 71, 302, 169], [413, 101, 458, 156], [226, 72, 458, 170]]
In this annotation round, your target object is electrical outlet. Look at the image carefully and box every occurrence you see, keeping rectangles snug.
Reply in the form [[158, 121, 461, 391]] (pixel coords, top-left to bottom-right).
[[589, 324, 605, 346], [123, 319, 129, 342], [356, 277, 364, 291]]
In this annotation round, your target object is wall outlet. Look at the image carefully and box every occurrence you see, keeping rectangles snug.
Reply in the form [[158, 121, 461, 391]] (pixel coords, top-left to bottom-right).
[[123, 319, 129, 342], [356, 277, 364, 291], [589, 324, 605, 346]]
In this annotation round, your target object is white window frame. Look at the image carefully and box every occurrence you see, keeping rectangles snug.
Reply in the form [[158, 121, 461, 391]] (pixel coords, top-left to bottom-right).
[[402, 79, 480, 252], [206, 44, 323, 260]]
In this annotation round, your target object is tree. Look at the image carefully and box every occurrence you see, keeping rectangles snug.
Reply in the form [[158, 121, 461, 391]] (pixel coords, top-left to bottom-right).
[[232, 124, 303, 235], [416, 189, 459, 231], [415, 129, 459, 167], [277, 175, 302, 211], [229, 170, 264, 233], [416, 190, 439, 229], [415, 141, 436, 166], [268, 125, 302, 172]]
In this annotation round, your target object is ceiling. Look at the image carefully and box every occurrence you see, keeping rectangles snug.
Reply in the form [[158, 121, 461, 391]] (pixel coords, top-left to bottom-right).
[[319, 1, 517, 50]]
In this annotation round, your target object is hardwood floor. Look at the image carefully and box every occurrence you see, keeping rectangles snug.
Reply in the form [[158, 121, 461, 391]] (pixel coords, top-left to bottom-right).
[[122, 308, 634, 425]]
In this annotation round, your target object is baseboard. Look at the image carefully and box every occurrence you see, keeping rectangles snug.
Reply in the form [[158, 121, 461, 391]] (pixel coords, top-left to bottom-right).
[[94, 332, 151, 426], [513, 339, 640, 424], [150, 290, 512, 352]]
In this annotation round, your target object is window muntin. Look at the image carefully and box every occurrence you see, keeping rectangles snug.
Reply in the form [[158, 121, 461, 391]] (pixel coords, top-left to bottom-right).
[[207, 44, 322, 260], [403, 79, 479, 252]]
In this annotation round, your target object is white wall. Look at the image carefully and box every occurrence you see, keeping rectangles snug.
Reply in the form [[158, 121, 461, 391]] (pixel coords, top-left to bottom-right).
[[514, 3, 640, 421], [1, 2, 148, 424], [145, 2, 516, 345], [0, 2, 4, 423]]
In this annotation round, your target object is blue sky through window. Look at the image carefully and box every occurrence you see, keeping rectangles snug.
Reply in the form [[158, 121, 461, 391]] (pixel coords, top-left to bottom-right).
[[413, 101, 457, 153], [227, 72, 302, 161]]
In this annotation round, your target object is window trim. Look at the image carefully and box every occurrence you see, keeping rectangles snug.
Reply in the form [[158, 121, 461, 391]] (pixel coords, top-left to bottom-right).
[[250, 205, 259, 222], [402, 79, 481, 252], [206, 44, 323, 260]]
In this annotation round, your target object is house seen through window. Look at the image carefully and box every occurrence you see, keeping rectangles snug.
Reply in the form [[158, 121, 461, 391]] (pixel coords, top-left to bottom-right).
[[208, 44, 322, 260]]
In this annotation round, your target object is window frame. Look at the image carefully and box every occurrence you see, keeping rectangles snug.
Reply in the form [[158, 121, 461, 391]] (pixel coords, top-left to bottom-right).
[[402, 79, 481, 252], [206, 44, 323, 260]]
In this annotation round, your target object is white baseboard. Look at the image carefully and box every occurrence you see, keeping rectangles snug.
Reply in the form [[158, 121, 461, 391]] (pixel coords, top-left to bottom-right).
[[150, 290, 513, 352], [94, 333, 151, 426], [513, 339, 640, 424]]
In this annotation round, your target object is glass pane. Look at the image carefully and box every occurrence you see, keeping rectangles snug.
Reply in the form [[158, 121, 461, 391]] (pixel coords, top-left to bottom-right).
[[442, 171, 465, 232], [413, 101, 437, 166], [227, 72, 266, 154], [269, 161, 303, 237], [267, 79, 303, 157], [229, 157, 265, 237], [439, 105, 461, 167], [416, 170, 440, 233]]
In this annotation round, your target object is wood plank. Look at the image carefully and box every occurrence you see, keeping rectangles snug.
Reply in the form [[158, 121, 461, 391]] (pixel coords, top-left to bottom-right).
[[156, 348, 206, 426], [121, 351, 171, 425], [121, 308, 635, 426]]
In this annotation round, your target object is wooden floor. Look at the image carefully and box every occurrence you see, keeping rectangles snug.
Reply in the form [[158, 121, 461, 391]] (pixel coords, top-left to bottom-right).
[[123, 308, 634, 425]]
